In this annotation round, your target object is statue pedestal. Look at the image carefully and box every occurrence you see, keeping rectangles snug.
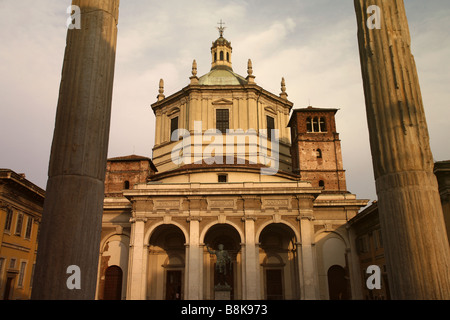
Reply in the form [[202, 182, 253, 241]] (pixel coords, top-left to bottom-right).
[[214, 284, 232, 300]]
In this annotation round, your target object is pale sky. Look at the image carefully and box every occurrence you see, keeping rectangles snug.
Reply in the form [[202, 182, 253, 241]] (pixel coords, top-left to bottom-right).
[[1, 0, 449, 204]]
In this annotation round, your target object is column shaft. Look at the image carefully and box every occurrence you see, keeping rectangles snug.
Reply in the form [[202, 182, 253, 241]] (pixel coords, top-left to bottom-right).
[[128, 218, 146, 300], [300, 218, 318, 299], [31, 0, 119, 300], [244, 218, 259, 300], [187, 219, 201, 300], [354, 0, 450, 299]]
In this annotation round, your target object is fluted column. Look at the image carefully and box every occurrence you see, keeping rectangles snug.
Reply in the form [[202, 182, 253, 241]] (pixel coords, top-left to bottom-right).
[[354, 0, 450, 299], [31, 0, 119, 300]]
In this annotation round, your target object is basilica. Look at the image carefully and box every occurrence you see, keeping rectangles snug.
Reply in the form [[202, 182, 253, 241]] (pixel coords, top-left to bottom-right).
[[95, 26, 369, 300]]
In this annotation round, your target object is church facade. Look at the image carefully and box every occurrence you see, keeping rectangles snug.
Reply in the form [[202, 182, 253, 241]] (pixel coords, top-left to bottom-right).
[[96, 27, 368, 300]]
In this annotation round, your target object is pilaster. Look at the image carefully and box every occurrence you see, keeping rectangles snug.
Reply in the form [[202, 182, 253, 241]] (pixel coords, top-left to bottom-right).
[[128, 216, 147, 300]]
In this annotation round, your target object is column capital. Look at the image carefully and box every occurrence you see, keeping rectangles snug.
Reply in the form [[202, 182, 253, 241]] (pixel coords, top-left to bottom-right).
[[129, 216, 148, 223], [241, 215, 257, 222], [187, 216, 202, 222], [297, 215, 314, 221]]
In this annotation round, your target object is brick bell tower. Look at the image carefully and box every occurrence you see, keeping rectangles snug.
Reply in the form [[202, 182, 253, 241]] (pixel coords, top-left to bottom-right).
[[288, 106, 347, 191]]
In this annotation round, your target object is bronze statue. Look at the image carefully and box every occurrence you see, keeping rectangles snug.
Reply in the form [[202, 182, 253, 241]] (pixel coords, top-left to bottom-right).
[[206, 243, 232, 286]]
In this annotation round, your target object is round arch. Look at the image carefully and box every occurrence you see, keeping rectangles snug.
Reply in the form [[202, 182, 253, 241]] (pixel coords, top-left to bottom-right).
[[255, 219, 300, 244], [199, 220, 244, 244], [314, 228, 350, 248], [144, 220, 189, 245], [99, 231, 130, 254]]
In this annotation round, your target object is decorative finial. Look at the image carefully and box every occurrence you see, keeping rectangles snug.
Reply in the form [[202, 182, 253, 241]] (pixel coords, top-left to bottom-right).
[[190, 60, 199, 85], [280, 77, 288, 99], [217, 19, 226, 37], [158, 78, 165, 101], [192, 59, 197, 77], [247, 59, 253, 76], [246, 59, 255, 84]]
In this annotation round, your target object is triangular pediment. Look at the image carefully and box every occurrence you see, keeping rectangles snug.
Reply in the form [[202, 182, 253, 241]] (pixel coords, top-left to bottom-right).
[[212, 98, 233, 105], [265, 106, 277, 115]]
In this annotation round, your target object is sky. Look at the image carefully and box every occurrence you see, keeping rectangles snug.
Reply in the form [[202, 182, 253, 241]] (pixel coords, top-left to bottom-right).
[[0, 0, 449, 204]]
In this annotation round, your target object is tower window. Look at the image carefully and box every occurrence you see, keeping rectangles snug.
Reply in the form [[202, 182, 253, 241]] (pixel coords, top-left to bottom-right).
[[316, 149, 322, 158], [313, 117, 319, 132], [306, 117, 312, 132], [319, 118, 327, 132], [220, 51, 224, 61], [170, 116, 179, 139], [226, 52, 230, 62], [319, 180, 325, 188], [124, 181, 130, 189], [216, 109, 229, 133], [307, 117, 327, 133], [266, 116, 275, 140]]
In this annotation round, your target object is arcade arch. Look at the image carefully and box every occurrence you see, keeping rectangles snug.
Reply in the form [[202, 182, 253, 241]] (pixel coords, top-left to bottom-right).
[[258, 223, 300, 300], [147, 224, 186, 300]]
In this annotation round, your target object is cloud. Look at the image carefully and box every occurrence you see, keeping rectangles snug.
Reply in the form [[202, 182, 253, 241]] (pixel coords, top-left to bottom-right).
[[0, 0, 448, 203]]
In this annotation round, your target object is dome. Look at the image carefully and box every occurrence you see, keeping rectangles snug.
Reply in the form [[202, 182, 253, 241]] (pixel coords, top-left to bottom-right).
[[198, 67, 248, 86]]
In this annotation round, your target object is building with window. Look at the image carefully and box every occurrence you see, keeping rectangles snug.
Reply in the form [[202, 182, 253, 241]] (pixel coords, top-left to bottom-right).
[[97, 27, 369, 300], [0, 169, 44, 300]]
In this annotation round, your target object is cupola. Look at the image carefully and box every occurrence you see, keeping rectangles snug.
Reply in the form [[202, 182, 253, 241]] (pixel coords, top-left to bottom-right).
[[211, 20, 233, 71]]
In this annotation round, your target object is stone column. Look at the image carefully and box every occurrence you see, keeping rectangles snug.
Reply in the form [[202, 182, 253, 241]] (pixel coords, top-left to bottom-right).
[[347, 226, 364, 300], [354, 0, 450, 299], [128, 217, 147, 300], [186, 216, 202, 300], [299, 217, 318, 299], [243, 216, 259, 300], [31, 0, 119, 300]]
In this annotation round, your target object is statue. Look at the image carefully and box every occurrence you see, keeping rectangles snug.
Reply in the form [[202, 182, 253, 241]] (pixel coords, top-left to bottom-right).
[[206, 243, 232, 287]]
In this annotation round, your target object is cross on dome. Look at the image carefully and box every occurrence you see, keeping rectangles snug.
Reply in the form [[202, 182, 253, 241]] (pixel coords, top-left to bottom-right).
[[217, 19, 226, 37]]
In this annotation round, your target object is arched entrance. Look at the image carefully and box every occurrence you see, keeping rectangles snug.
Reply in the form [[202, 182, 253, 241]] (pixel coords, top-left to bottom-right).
[[259, 223, 299, 300], [327, 265, 349, 300], [147, 224, 186, 300], [203, 223, 242, 300], [103, 266, 123, 300]]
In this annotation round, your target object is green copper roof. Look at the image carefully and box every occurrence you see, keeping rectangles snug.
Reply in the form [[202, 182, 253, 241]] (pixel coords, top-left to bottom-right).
[[198, 67, 248, 86]]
